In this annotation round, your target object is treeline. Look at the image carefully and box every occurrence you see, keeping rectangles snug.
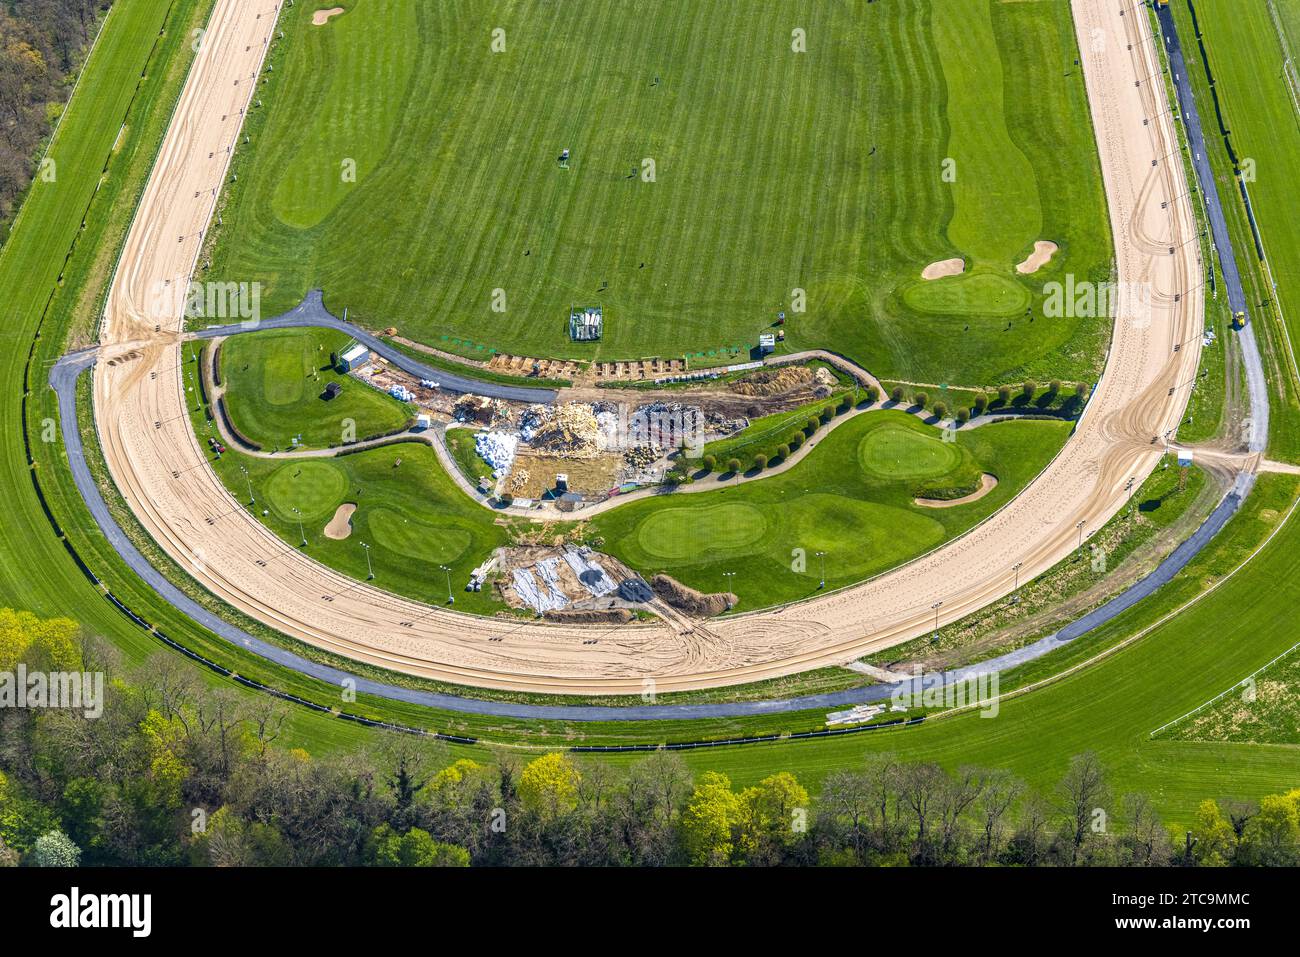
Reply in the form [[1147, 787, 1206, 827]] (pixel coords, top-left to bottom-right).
[[0, 0, 107, 227], [0, 609, 1297, 867]]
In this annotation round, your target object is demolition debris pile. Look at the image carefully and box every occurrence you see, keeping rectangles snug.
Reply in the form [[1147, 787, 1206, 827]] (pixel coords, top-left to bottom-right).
[[519, 403, 605, 458]]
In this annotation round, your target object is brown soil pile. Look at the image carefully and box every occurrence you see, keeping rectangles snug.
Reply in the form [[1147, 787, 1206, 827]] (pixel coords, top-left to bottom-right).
[[651, 574, 737, 617], [543, 608, 634, 624], [730, 366, 814, 396]]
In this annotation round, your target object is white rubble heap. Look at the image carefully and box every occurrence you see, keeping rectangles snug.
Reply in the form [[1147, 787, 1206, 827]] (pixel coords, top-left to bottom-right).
[[389, 384, 414, 402], [474, 431, 518, 479]]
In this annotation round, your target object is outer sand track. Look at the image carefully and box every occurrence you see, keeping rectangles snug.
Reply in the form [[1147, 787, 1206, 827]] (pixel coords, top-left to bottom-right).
[[89, 0, 1205, 694]]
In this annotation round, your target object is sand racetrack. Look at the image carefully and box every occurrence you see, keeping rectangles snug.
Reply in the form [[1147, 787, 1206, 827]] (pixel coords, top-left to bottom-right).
[[89, 0, 1204, 694]]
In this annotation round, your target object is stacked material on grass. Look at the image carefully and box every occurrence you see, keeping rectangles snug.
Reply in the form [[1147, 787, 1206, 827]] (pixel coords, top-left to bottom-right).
[[563, 546, 616, 598], [475, 431, 518, 478]]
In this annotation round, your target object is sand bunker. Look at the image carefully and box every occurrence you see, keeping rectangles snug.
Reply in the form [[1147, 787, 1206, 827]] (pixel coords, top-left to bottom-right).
[[915, 473, 998, 508], [921, 258, 965, 281], [312, 7, 344, 26], [1016, 241, 1059, 275], [324, 502, 357, 539]]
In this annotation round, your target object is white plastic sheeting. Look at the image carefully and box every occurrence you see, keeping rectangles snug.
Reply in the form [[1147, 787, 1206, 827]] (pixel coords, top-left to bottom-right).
[[563, 547, 616, 598], [475, 431, 519, 478], [511, 567, 567, 613]]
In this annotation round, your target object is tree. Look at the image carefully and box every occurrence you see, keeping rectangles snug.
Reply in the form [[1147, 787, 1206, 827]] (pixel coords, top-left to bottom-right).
[[701, 454, 716, 473], [890, 385, 905, 404], [737, 772, 809, 864], [1056, 752, 1110, 865], [0, 836, 16, 868], [913, 391, 929, 410], [726, 457, 742, 475], [818, 406, 833, 424], [788, 432, 803, 451], [681, 771, 741, 866], [775, 443, 791, 461], [1242, 793, 1300, 866], [1189, 799, 1234, 866], [1048, 379, 1062, 397], [1021, 380, 1037, 400], [803, 417, 818, 435], [30, 829, 80, 867], [1075, 382, 1088, 399], [932, 402, 948, 420], [972, 392, 988, 415], [866, 385, 880, 403], [997, 384, 1011, 404], [956, 407, 970, 425], [370, 824, 469, 867], [752, 453, 768, 470], [517, 753, 580, 821]]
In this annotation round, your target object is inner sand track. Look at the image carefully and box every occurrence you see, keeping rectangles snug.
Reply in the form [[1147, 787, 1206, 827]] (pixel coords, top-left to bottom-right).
[[91, 0, 1205, 694]]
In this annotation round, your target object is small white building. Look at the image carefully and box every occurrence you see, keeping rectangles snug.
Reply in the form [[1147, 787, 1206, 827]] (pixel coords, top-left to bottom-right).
[[758, 333, 776, 355], [414, 413, 432, 431], [339, 343, 370, 371]]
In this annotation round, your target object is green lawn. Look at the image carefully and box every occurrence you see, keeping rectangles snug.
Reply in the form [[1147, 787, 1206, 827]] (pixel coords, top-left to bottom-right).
[[219, 327, 412, 449], [201, 0, 1111, 386], [446, 426, 494, 488], [592, 412, 1071, 608], [1171, 0, 1300, 460]]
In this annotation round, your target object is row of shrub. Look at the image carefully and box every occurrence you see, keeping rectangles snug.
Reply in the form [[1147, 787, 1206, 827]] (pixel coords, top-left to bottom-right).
[[665, 389, 878, 484], [887, 380, 1090, 422]]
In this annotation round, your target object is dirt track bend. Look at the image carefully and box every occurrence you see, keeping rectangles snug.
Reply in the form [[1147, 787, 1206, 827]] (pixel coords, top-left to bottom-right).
[[90, 0, 1205, 695]]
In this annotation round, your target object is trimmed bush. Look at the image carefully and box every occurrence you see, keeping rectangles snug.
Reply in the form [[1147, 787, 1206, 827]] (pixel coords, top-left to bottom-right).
[[1048, 379, 1062, 397], [837, 395, 852, 414], [866, 385, 880, 403], [914, 391, 929, 409], [933, 402, 948, 419], [997, 384, 1012, 404], [956, 407, 970, 424], [726, 457, 742, 474], [701, 454, 716, 472], [818, 407, 833, 425], [972, 393, 988, 414], [788, 432, 804, 451], [776, 443, 791, 461], [890, 385, 905, 404], [1075, 382, 1088, 399], [753, 453, 768, 470], [1021, 380, 1037, 399]]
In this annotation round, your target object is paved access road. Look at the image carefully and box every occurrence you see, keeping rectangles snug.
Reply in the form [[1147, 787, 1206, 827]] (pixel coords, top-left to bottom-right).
[[81, 0, 1213, 696]]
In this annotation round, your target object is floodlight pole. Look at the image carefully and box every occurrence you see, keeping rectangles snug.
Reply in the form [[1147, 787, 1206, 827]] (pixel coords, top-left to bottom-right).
[[292, 507, 305, 547], [1076, 519, 1087, 554], [931, 600, 943, 642], [1011, 561, 1023, 603], [816, 550, 827, 589], [240, 466, 254, 505], [440, 564, 454, 604], [362, 542, 373, 580]]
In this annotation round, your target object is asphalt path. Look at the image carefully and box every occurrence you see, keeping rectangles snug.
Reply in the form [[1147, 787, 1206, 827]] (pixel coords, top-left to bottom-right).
[[192, 289, 558, 405], [1157, 2, 1269, 453]]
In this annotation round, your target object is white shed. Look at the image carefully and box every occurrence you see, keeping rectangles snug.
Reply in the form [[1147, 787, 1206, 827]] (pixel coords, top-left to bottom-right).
[[339, 343, 370, 371]]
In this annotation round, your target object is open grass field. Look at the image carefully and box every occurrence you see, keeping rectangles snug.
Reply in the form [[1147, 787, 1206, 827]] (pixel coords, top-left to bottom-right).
[[591, 412, 1070, 607], [219, 327, 412, 448], [1170, 0, 1300, 460], [202, 0, 1112, 386]]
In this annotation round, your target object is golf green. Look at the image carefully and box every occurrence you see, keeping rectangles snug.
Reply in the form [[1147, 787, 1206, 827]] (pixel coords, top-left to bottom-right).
[[858, 425, 963, 480], [367, 507, 473, 565], [265, 460, 348, 521], [635, 502, 769, 562]]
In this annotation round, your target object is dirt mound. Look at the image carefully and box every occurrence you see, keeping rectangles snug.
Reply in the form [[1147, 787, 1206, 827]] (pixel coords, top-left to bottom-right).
[[651, 574, 737, 617], [543, 608, 634, 624], [731, 366, 814, 396]]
